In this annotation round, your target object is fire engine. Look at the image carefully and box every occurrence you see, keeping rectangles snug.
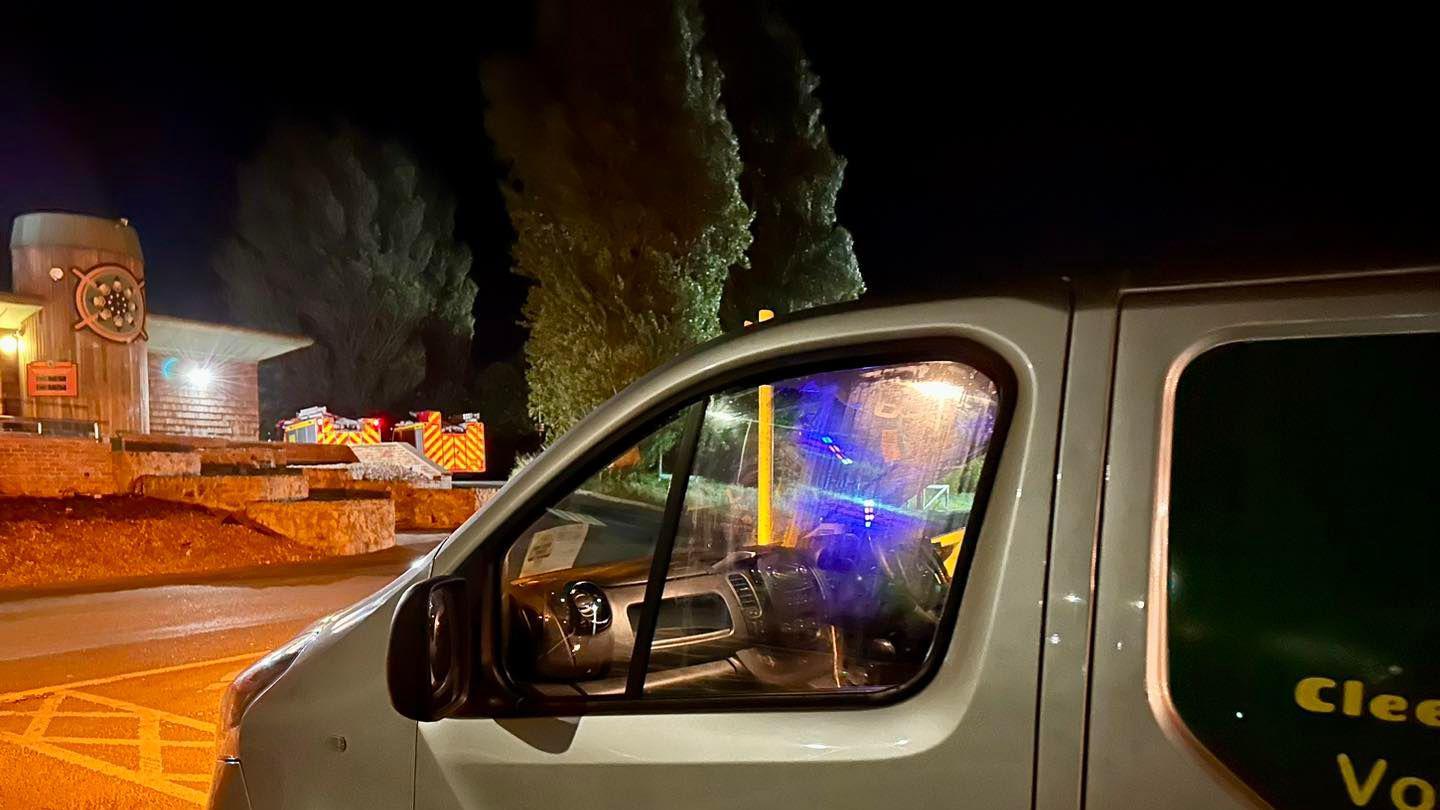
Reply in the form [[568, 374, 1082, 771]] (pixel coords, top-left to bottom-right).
[[279, 406, 486, 474], [393, 411, 486, 474], [279, 406, 382, 446]]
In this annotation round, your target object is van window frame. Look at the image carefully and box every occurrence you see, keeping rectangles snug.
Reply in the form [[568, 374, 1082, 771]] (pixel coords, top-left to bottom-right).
[[458, 335, 1017, 717]]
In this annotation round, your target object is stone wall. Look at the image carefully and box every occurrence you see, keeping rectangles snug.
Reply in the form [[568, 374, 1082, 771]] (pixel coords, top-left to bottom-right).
[[137, 471, 308, 511], [301, 468, 495, 531], [199, 444, 287, 470], [147, 354, 261, 440], [281, 443, 359, 465], [113, 449, 201, 492], [242, 495, 395, 555], [394, 487, 487, 531]]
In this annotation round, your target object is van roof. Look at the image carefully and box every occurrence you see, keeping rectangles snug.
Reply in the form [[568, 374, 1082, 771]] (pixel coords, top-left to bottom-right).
[[817, 262, 1439, 312]]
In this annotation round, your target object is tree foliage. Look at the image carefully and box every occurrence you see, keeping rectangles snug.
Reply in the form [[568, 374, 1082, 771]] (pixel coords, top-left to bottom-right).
[[215, 126, 475, 425], [483, 0, 753, 438], [708, 0, 864, 328]]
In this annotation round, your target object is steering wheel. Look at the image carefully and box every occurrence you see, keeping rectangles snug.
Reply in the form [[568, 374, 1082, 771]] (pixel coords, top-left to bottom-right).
[[875, 540, 949, 624]]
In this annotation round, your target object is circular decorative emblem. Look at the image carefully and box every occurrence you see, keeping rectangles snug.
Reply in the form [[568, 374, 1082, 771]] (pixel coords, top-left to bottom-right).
[[72, 263, 147, 344]]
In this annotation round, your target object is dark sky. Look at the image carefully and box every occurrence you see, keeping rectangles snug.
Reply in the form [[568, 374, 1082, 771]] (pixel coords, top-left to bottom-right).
[[4, 10, 1438, 370], [1, 10, 531, 360]]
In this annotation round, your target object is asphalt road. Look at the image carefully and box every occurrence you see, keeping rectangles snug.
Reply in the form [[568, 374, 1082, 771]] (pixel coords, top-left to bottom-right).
[[0, 538, 437, 809]]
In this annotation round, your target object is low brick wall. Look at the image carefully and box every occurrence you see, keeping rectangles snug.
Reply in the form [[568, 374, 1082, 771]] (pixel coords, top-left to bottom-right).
[[282, 443, 360, 465], [200, 444, 287, 470], [114, 450, 202, 492], [300, 466, 363, 489], [395, 487, 488, 531], [242, 495, 395, 555], [137, 472, 308, 511], [0, 434, 117, 497], [302, 474, 494, 530]]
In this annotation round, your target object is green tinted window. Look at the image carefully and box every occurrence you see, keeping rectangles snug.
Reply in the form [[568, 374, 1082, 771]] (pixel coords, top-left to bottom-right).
[[1168, 333, 1439, 809]]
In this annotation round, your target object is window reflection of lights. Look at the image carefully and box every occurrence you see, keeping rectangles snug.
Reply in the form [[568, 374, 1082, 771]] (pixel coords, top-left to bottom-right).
[[863, 498, 876, 528], [908, 380, 969, 400], [708, 407, 744, 425], [819, 435, 854, 465]]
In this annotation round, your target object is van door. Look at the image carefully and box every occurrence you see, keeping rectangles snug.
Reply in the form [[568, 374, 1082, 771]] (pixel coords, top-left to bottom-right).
[[1086, 271, 1440, 809], [412, 295, 1069, 810]]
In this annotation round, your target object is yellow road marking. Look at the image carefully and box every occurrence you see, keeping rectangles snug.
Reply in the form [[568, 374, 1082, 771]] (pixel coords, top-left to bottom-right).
[[0, 654, 262, 806], [37, 737, 214, 748], [205, 667, 246, 692], [139, 714, 163, 776], [22, 693, 63, 739], [0, 652, 259, 704], [0, 710, 132, 718], [0, 728, 209, 805], [61, 688, 214, 732]]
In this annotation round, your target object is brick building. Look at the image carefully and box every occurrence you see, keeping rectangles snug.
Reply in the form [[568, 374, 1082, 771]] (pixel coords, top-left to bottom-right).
[[0, 212, 310, 439]]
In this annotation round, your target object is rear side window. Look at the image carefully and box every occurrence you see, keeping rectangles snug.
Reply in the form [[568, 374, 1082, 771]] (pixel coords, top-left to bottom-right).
[[1167, 333, 1440, 809]]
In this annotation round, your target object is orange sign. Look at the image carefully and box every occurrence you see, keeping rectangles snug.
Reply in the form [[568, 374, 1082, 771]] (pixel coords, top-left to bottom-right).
[[27, 362, 79, 397]]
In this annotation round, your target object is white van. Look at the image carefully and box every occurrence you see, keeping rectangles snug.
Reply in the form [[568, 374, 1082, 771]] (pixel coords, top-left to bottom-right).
[[210, 268, 1439, 810]]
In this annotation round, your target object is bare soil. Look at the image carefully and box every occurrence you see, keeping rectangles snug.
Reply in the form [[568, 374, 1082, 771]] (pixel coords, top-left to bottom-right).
[[0, 496, 325, 591]]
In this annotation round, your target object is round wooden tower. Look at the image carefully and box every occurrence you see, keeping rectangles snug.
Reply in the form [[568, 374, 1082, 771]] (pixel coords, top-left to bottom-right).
[[9, 212, 150, 434]]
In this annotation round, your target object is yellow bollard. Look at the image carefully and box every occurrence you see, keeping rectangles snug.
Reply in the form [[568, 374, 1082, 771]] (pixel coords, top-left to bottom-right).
[[754, 309, 774, 545]]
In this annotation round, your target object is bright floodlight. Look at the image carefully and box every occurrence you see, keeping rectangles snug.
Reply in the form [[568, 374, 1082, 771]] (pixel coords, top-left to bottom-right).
[[0, 334, 17, 355], [187, 365, 215, 389]]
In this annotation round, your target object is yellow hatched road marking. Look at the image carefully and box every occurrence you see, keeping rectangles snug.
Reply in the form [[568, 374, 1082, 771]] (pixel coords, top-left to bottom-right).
[[37, 737, 215, 748], [0, 729, 209, 805], [22, 693, 64, 739], [58, 688, 215, 732], [0, 710, 132, 718], [0, 652, 257, 704], [0, 653, 263, 806]]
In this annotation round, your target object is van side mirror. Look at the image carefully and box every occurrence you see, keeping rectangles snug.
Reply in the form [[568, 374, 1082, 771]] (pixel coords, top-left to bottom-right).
[[388, 576, 471, 721]]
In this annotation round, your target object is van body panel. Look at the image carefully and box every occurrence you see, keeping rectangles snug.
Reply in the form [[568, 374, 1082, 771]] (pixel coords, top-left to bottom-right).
[[1084, 271, 1440, 808], [235, 561, 432, 809], [414, 294, 1070, 809], [1031, 281, 1120, 810], [220, 268, 1439, 810]]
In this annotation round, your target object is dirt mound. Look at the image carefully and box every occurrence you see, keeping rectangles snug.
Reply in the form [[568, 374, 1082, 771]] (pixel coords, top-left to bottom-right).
[[0, 496, 325, 591]]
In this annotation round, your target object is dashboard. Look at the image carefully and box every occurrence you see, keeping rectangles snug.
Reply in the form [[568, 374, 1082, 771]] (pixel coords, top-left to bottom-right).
[[505, 537, 946, 697]]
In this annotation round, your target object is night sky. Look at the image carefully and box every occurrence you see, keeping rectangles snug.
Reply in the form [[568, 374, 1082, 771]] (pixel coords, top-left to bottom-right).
[[4, 10, 1439, 372]]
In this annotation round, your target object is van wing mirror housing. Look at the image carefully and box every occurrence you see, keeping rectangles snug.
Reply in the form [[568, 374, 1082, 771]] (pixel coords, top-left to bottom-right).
[[388, 576, 471, 722]]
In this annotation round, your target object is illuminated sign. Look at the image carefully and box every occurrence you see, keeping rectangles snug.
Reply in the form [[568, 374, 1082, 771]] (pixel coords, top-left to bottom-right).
[[27, 362, 78, 397]]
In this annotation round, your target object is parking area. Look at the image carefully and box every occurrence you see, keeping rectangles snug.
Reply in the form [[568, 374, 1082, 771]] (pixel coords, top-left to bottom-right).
[[0, 543, 427, 809], [0, 654, 259, 807]]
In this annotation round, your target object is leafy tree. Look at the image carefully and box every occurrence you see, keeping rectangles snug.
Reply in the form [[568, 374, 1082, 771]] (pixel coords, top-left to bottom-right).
[[707, 0, 864, 328], [484, 0, 752, 438], [215, 126, 475, 427]]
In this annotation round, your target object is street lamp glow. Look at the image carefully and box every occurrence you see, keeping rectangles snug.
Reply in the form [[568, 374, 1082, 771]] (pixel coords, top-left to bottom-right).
[[0, 334, 18, 355], [186, 365, 215, 389]]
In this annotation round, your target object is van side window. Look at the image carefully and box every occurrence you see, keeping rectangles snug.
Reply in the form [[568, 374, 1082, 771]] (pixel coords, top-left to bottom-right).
[[1167, 333, 1439, 809], [501, 411, 688, 697], [501, 358, 1004, 706]]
